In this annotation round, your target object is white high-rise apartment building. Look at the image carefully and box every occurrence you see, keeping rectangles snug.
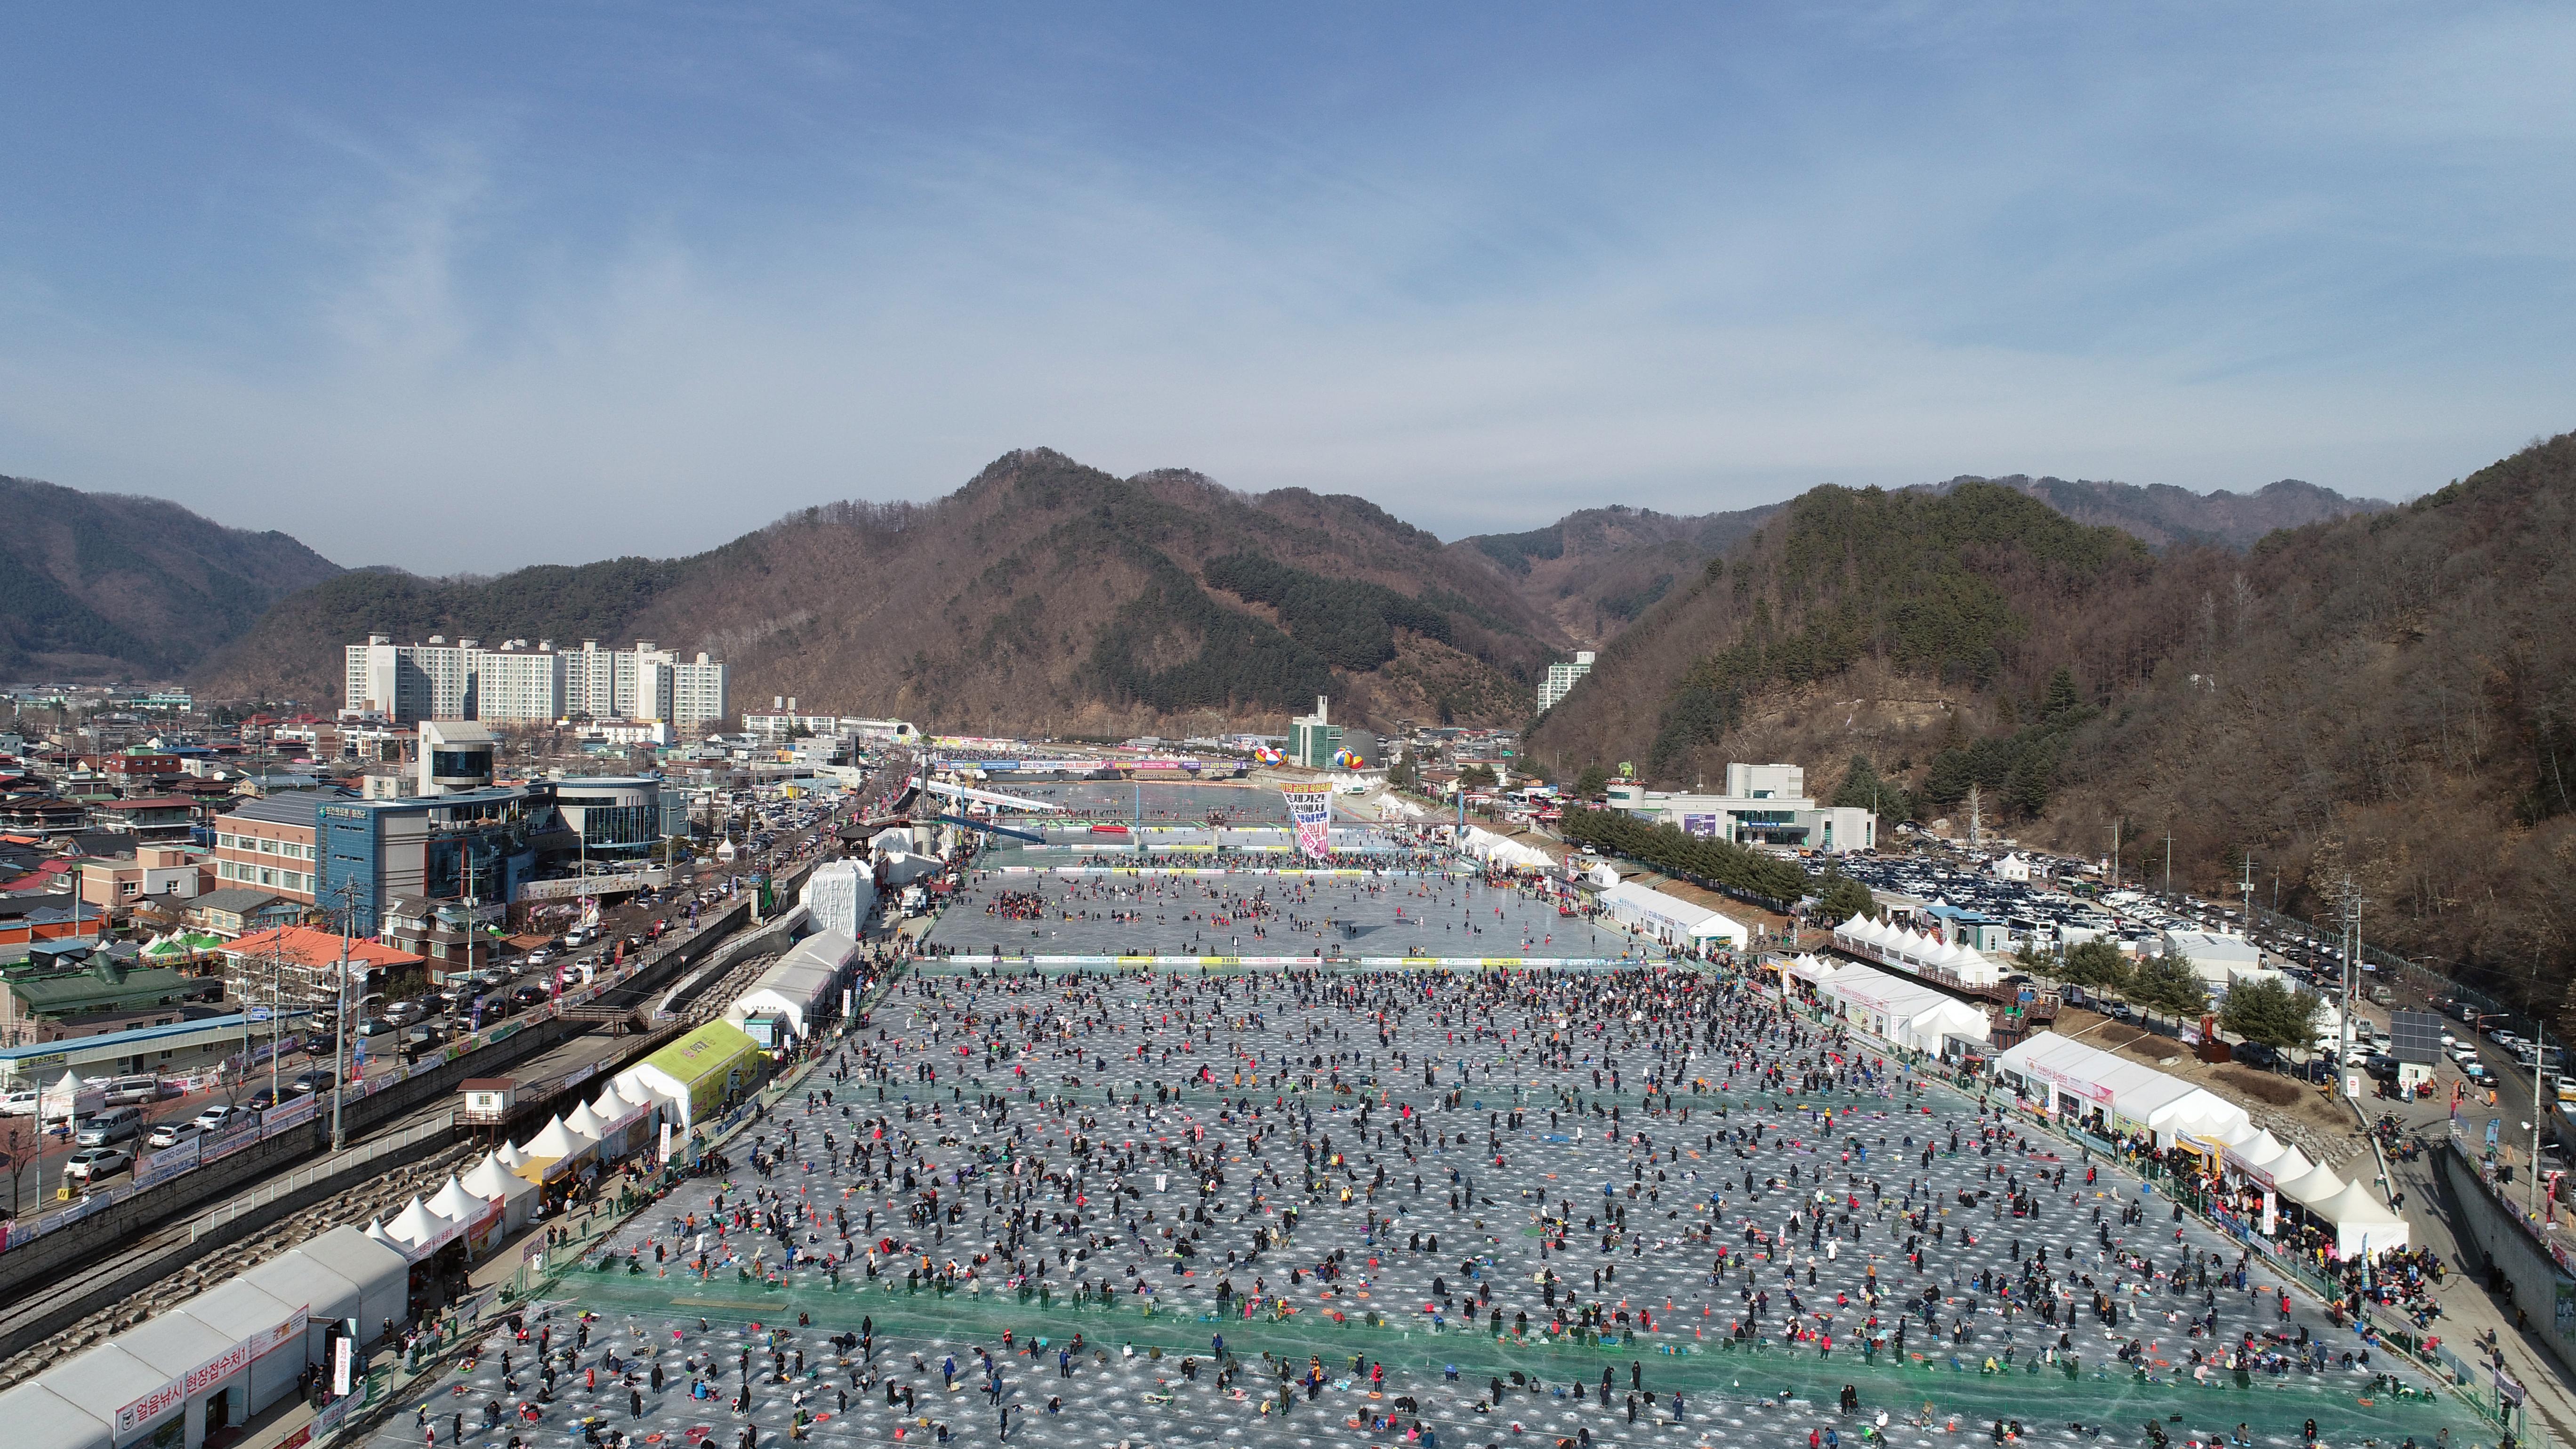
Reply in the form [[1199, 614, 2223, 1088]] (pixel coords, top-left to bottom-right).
[[344, 635, 727, 733], [345, 635, 472, 721], [468, 642, 564, 723], [1538, 650, 1596, 713], [671, 654, 727, 733]]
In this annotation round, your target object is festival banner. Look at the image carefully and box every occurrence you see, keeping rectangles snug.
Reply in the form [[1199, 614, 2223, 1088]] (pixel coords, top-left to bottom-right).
[[1281, 787, 1333, 861], [133, 1135, 203, 1189]]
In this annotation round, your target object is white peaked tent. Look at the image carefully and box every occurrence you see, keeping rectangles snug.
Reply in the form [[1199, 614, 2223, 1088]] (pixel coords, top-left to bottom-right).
[[590, 1080, 639, 1119], [491, 1138, 531, 1172], [2309, 1178, 2410, 1257], [384, 1195, 461, 1260], [1459, 827, 1556, 871], [1785, 953, 1840, 985], [461, 1151, 540, 1231], [427, 1174, 490, 1225], [2222, 1128, 2281, 1167], [581, 1082, 648, 1156], [2256, 1143, 2318, 1189], [562, 1101, 608, 1139], [1833, 915, 2000, 987], [2275, 1162, 2348, 1208], [515, 1113, 600, 1183]]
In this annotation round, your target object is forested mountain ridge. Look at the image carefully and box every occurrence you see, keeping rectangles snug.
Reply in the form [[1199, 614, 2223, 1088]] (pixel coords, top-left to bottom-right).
[[1921, 474, 2389, 550], [1529, 433, 2576, 1011], [1448, 504, 1779, 649], [199, 450, 1565, 733], [0, 475, 344, 682]]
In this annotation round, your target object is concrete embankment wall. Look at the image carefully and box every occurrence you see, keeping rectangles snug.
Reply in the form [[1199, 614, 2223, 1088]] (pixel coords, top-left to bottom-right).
[[2432, 1138, 2576, 1383]]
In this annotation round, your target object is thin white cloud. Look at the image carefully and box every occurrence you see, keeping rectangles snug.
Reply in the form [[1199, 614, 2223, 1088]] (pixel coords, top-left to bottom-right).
[[0, 4, 2567, 568]]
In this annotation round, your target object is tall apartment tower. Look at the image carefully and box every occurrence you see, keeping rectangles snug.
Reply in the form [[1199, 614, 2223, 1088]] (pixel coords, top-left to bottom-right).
[[1538, 650, 1596, 712]]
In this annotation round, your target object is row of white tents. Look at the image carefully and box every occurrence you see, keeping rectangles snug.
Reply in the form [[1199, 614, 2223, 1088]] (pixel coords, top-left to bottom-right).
[[1783, 954, 1991, 1055], [360, 1150, 540, 1263], [1832, 912, 2004, 988], [1598, 880, 1751, 950], [1457, 825, 1558, 872], [1996, 1031, 2408, 1258], [1, 1224, 408, 1449]]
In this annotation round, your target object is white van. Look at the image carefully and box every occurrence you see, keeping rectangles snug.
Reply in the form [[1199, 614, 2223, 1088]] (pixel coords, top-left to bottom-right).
[[104, 1074, 163, 1107], [75, 1104, 144, 1147]]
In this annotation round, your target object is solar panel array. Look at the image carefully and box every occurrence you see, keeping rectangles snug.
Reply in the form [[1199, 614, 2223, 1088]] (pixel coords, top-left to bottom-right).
[[2390, 1007, 2444, 1065]]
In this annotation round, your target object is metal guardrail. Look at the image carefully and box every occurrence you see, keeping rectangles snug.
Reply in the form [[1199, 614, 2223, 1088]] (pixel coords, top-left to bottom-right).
[[188, 1111, 459, 1241], [2244, 900, 2514, 1022]]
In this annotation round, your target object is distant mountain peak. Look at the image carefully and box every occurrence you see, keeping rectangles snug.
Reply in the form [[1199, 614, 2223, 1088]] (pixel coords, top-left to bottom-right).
[[1916, 473, 2390, 550]]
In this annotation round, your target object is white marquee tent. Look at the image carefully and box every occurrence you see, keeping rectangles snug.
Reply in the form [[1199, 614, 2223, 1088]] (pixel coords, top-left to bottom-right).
[[724, 932, 856, 1041], [0, 1225, 403, 1449], [1599, 881, 1750, 950], [1816, 962, 1992, 1054], [1992, 1032, 2252, 1148]]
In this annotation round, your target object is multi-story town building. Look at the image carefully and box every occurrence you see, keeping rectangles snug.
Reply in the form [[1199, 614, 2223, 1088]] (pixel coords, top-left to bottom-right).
[[211, 790, 333, 905]]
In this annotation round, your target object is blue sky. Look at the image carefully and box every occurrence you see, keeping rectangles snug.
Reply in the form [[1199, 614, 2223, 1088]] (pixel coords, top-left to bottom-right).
[[1, 4, 2569, 572]]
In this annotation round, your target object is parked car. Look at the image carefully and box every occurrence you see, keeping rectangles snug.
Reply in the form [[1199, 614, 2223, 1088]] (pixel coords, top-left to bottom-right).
[[0, 1087, 37, 1117], [103, 1074, 164, 1107], [193, 1103, 240, 1132], [2232, 1042, 2282, 1071], [64, 1146, 132, 1182], [511, 985, 549, 1008], [289, 1069, 338, 1096], [75, 1105, 144, 1146], [244, 1087, 278, 1112], [145, 1119, 202, 1150]]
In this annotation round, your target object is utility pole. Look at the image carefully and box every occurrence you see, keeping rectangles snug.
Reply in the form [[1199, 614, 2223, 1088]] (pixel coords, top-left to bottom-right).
[[2108, 823, 2120, 892], [2532, 1017, 2550, 1218], [2164, 830, 2172, 898], [330, 878, 354, 1151], [2337, 881, 2361, 1103], [267, 951, 282, 1111], [1966, 784, 1981, 850]]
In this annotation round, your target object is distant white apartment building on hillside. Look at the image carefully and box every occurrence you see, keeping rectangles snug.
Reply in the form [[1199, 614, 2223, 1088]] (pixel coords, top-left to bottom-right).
[[344, 635, 727, 734], [1538, 651, 1596, 713]]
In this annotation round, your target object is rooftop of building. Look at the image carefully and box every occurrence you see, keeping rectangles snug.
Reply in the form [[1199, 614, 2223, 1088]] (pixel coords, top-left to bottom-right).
[[217, 790, 342, 828], [0, 1009, 313, 1066], [0, 958, 212, 1013], [186, 887, 290, 916], [219, 924, 423, 972]]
